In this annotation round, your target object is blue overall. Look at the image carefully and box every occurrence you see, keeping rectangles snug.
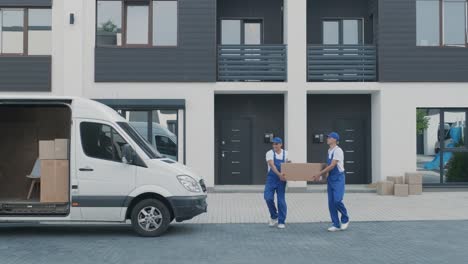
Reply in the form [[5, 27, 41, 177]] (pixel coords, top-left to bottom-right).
[[264, 150, 287, 224], [327, 148, 349, 228]]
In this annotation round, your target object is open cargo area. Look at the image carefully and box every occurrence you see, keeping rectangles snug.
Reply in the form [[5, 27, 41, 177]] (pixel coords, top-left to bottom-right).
[[0, 104, 71, 215]]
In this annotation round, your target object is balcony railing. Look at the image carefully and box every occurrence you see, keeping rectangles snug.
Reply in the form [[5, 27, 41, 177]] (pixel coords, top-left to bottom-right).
[[218, 45, 287, 82], [307, 45, 376, 82]]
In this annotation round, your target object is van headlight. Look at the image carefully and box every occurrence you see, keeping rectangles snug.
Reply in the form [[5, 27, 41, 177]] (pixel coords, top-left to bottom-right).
[[177, 175, 202, 193]]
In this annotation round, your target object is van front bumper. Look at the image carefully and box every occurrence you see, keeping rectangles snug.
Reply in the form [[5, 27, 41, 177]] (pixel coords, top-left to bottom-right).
[[167, 195, 207, 222]]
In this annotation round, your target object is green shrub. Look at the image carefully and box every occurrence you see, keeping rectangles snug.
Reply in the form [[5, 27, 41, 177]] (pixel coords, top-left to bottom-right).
[[446, 140, 468, 182]]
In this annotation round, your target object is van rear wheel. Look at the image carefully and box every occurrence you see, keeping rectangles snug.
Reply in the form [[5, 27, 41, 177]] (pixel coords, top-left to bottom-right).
[[131, 199, 171, 237]]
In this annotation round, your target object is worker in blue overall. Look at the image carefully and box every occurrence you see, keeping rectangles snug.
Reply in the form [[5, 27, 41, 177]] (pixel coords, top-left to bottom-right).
[[264, 137, 288, 229], [313, 132, 350, 232]]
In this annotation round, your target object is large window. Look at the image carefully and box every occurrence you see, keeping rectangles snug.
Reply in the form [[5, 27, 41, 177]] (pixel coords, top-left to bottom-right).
[[116, 108, 183, 161], [416, 108, 467, 184], [96, 0, 178, 47], [416, 0, 468, 47], [0, 8, 51, 55]]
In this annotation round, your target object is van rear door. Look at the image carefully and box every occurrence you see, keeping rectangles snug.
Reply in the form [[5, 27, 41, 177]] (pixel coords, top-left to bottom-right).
[[74, 119, 136, 221]]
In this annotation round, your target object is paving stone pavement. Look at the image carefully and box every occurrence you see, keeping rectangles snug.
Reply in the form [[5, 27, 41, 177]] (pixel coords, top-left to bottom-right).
[[185, 192, 468, 223], [0, 221, 467, 264]]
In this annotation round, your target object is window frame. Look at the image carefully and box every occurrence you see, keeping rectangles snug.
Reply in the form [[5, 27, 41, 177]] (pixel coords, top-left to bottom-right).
[[0, 7, 52, 56], [96, 0, 179, 48], [416, 0, 468, 47]]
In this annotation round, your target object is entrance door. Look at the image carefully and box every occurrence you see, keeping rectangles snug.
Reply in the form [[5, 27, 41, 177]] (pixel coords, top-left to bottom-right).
[[218, 119, 252, 185], [335, 119, 366, 184]]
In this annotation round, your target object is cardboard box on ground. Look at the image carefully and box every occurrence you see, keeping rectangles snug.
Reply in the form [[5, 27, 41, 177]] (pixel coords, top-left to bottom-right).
[[281, 163, 327, 181]]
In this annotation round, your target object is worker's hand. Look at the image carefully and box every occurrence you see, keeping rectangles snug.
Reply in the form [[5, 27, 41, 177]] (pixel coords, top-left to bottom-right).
[[312, 174, 321, 181], [280, 173, 286, 181]]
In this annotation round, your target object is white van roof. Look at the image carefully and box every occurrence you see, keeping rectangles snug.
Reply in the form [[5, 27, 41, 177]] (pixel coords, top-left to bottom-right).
[[0, 95, 125, 122]]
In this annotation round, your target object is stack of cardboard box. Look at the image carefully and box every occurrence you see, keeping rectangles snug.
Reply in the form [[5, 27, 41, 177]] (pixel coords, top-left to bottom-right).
[[376, 173, 423, 197], [39, 139, 69, 203], [405, 172, 423, 195]]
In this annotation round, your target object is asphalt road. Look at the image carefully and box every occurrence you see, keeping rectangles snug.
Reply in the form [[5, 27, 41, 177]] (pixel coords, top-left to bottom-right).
[[0, 221, 467, 264]]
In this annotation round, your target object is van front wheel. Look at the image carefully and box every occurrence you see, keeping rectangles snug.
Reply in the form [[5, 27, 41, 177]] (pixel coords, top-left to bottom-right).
[[131, 199, 171, 237]]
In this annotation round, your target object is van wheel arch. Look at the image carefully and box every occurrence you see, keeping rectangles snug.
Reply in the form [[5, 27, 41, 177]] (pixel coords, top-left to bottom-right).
[[126, 193, 174, 222]]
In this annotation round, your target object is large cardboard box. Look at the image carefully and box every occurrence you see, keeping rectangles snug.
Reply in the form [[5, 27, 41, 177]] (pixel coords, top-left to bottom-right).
[[377, 181, 394, 195], [405, 172, 423, 185], [387, 176, 404, 184], [394, 184, 409, 197], [281, 163, 326, 181], [40, 160, 69, 203], [409, 184, 423, 195], [54, 139, 69, 160], [39, 140, 55, 160]]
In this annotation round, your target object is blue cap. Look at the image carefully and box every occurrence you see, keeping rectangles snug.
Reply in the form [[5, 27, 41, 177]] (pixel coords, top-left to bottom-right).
[[327, 132, 340, 141], [272, 137, 283, 144]]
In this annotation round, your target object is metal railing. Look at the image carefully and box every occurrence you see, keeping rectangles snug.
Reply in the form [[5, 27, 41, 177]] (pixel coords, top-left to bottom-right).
[[307, 45, 376, 82], [218, 45, 287, 82]]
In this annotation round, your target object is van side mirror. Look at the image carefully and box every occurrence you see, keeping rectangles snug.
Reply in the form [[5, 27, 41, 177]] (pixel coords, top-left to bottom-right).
[[122, 144, 136, 165]]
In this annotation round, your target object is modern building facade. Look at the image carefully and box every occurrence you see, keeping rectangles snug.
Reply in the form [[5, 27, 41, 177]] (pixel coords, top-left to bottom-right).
[[0, 0, 467, 188]]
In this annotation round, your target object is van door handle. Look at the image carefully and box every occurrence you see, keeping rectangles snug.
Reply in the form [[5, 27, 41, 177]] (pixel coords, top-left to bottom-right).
[[79, 167, 94, 172]]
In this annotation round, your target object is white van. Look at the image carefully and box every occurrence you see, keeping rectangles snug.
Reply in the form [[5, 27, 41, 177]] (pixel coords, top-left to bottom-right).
[[0, 96, 207, 237]]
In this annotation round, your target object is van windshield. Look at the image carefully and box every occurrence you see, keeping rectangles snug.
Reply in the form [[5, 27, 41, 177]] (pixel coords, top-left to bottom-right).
[[117, 122, 163, 159]]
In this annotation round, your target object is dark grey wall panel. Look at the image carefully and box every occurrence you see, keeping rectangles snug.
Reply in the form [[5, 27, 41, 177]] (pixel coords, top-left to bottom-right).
[[95, 0, 217, 82], [215, 94, 284, 185], [0, 56, 51, 92], [307, 0, 374, 44], [217, 0, 284, 44], [379, 0, 468, 82], [0, 0, 51, 6]]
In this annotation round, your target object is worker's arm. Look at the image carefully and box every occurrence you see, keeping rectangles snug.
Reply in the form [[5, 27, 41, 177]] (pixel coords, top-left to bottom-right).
[[267, 159, 286, 181], [313, 160, 338, 181]]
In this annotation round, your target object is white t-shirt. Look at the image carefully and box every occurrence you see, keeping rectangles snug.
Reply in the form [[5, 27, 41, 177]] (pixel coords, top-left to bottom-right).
[[265, 149, 288, 172], [328, 146, 345, 173]]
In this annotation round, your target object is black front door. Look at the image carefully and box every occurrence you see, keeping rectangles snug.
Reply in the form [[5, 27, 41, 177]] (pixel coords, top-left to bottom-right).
[[335, 119, 366, 184], [218, 119, 252, 185]]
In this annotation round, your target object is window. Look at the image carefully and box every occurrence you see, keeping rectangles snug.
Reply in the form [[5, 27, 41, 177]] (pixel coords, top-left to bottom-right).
[[153, 1, 177, 46], [322, 19, 364, 45], [28, 9, 52, 55], [0, 8, 52, 55], [80, 122, 129, 163], [323, 21, 339, 45], [96, 0, 122, 46], [220, 19, 263, 45], [416, 108, 468, 184], [155, 135, 177, 157], [443, 0, 466, 46], [116, 108, 182, 161], [126, 3, 149, 45], [96, 0, 178, 47], [416, 0, 468, 47], [0, 9, 24, 54]]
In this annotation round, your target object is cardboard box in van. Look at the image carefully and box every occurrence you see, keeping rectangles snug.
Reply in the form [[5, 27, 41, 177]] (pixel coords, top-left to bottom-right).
[[39, 140, 55, 160], [54, 139, 68, 160], [40, 160, 69, 203], [281, 163, 326, 181]]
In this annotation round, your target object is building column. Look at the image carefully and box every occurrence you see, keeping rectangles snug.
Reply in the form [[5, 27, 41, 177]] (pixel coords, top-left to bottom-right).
[[185, 88, 216, 187], [284, 0, 308, 188], [61, 0, 85, 96]]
